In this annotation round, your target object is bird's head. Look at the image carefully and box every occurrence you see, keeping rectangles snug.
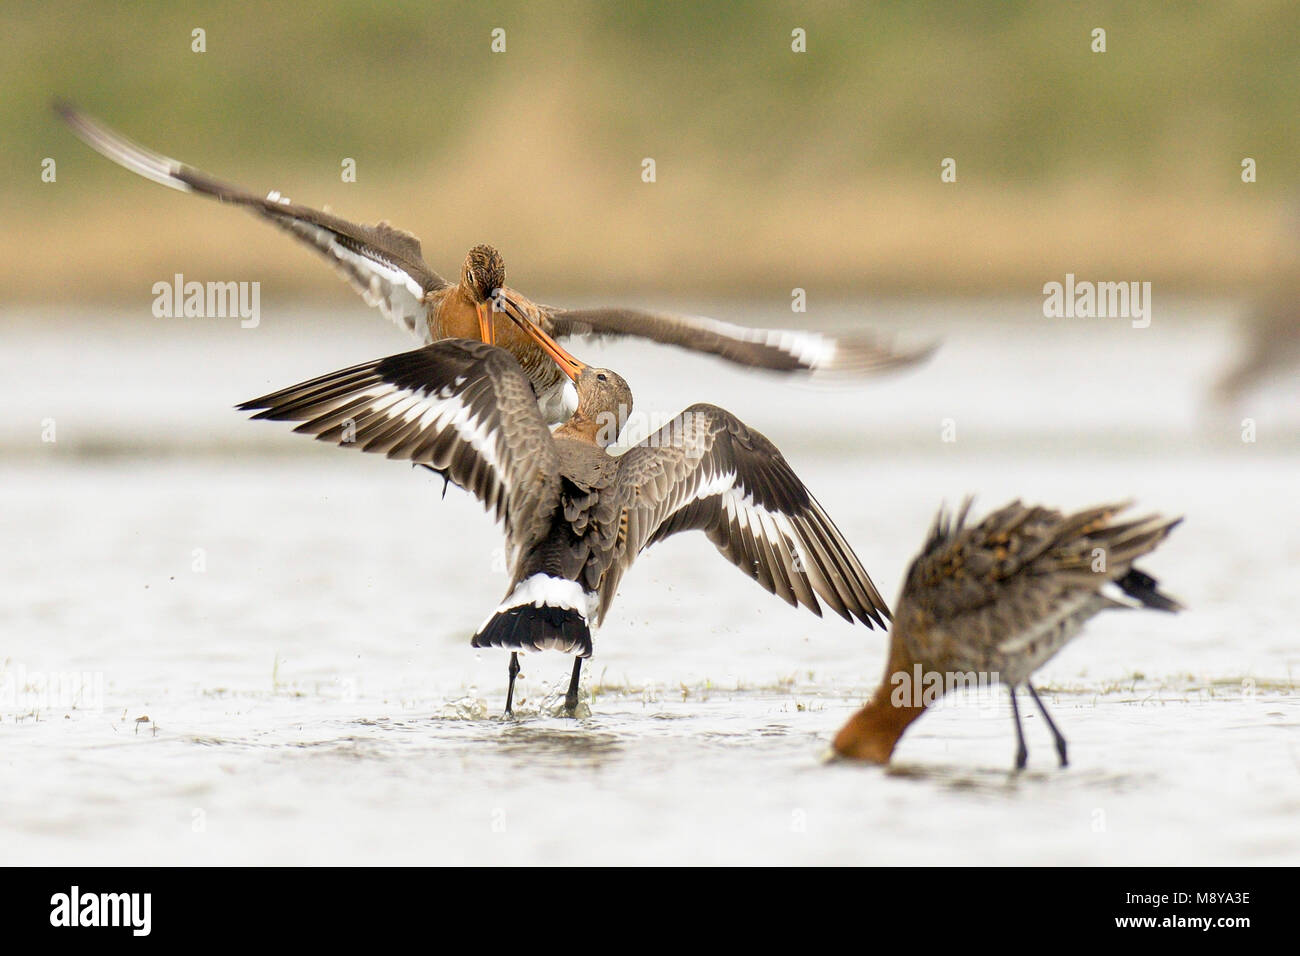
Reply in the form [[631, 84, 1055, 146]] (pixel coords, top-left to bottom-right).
[[831, 629, 929, 764], [461, 244, 506, 303], [575, 366, 634, 447], [501, 307, 634, 446]]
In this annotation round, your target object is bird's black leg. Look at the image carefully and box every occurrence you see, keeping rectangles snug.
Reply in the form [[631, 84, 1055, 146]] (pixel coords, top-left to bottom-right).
[[564, 657, 583, 714], [504, 652, 521, 715], [1026, 681, 1069, 768], [1009, 686, 1028, 770]]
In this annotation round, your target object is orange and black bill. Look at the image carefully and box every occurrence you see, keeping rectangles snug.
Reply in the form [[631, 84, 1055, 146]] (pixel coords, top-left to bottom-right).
[[475, 300, 496, 346], [498, 294, 586, 382]]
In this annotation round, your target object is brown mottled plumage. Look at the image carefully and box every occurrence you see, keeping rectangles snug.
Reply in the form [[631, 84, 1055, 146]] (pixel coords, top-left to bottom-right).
[[833, 500, 1181, 769]]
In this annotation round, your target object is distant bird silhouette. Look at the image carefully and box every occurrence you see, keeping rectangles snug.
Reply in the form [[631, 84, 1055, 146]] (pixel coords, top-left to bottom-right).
[[1214, 205, 1300, 406], [1213, 271, 1300, 406]]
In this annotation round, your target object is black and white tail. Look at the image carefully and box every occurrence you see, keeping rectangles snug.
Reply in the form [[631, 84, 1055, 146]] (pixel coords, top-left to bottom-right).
[[472, 574, 595, 658], [1116, 567, 1183, 613]]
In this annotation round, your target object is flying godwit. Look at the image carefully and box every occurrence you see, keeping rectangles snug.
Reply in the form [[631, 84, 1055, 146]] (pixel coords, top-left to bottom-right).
[[238, 318, 890, 714], [832, 500, 1181, 769], [57, 103, 933, 422]]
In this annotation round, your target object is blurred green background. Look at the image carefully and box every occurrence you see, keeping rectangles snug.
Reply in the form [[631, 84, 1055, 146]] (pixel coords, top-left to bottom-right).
[[5, 0, 1296, 302]]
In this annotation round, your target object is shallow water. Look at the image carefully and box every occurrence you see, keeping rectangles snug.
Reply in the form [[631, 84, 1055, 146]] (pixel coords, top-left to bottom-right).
[[2, 301, 1297, 864]]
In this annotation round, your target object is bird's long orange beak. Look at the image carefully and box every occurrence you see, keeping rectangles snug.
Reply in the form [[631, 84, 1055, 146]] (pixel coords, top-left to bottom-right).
[[499, 296, 586, 383], [475, 300, 495, 346]]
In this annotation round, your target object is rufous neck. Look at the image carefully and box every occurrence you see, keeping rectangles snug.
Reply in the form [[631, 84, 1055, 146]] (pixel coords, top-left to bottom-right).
[[833, 637, 927, 763], [554, 413, 605, 446]]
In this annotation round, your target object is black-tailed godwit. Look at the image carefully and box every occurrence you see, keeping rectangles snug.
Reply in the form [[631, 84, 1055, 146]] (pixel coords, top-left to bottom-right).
[[832, 500, 1181, 768], [57, 103, 933, 423], [238, 317, 890, 714]]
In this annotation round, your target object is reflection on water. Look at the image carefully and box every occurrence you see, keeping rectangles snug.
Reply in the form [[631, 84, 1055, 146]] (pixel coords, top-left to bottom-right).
[[879, 762, 1155, 797], [492, 726, 625, 766]]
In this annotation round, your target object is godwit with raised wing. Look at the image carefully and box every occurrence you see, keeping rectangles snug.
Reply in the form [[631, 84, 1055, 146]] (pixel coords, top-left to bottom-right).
[[238, 319, 889, 714], [832, 500, 1181, 769], [57, 103, 933, 422]]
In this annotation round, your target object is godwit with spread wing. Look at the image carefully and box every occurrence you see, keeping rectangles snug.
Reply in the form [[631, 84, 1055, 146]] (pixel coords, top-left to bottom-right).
[[58, 103, 933, 423], [239, 317, 889, 714]]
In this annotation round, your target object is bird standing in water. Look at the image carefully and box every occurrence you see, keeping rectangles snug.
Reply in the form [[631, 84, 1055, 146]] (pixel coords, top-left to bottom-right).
[[239, 317, 891, 714], [58, 103, 934, 423], [832, 500, 1181, 768]]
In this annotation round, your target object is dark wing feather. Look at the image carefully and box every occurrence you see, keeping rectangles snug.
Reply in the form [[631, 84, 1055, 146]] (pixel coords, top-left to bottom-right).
[[543, 305, 935, 377], [603, 403, 890, 628], [56, 102, 446, 340], [238, 340, 562, 553]]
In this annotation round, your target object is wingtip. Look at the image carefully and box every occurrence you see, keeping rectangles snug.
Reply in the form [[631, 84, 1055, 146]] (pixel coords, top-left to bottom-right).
[[849, 599, 891, 630], [905, 338, 942, 365], [862, 335, 941, 370], [235, 399, 273, 417], [814, 333, 941, 379]]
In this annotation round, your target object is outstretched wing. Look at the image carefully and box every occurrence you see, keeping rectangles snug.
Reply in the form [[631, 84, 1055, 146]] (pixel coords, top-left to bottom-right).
[[56, 102, 446, 341], [601, 403, 890, 627], [238, 339, 561, 552], [543, 305, 936, 377]]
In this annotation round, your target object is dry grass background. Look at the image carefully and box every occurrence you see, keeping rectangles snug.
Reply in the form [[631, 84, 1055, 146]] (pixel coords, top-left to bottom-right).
[[4, 0, 1296, 305]]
